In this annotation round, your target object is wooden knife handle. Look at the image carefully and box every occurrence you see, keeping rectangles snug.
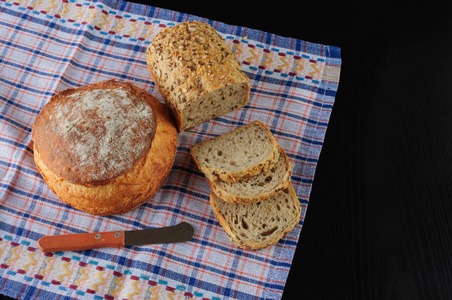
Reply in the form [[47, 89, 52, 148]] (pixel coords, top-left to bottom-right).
[[37, 231, 125, 253]]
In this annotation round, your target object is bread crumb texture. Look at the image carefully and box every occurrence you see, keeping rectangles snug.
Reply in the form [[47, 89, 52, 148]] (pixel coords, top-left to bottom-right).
[[210, 184, 301, 250], [146, 21, 250, 131], [190, 120, 280, 183], [192, 120, 300, 249], [209, 146, 292, 204]]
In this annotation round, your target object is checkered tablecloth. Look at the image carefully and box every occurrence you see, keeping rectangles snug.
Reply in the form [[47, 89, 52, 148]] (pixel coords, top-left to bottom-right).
[[0, 0, 341, 299]]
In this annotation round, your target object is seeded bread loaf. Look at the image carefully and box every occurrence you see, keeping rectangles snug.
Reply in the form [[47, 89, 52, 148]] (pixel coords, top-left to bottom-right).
[[190, 120, 280, 183], [208, 146, 292, 204], [210, 183, 301, 250], [146, 21, 250, 132], [32, 80, 178, 215]]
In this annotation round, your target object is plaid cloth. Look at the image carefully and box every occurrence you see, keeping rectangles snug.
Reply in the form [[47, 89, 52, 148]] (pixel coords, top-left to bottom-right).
[[0, 0, 341, 299]]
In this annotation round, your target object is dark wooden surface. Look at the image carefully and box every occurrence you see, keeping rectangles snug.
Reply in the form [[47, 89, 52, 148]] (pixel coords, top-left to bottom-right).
[[136, 2, 452, 299]]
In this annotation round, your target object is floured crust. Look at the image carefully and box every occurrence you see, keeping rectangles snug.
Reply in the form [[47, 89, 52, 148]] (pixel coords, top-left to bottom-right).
[[32, 83, 177, 215], [32, 80, 157, 185]]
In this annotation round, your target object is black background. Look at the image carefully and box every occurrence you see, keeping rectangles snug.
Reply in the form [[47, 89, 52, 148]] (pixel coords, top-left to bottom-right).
[[133, 2, 452, 299], [3, 1, 452, 300]]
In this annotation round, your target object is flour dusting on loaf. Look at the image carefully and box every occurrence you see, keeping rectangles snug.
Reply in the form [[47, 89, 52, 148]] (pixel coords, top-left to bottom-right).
[[33, 80, 157, 184], [32, 81, 178, 215]]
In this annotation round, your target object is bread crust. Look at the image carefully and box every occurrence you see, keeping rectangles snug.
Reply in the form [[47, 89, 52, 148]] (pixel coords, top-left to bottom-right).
[[210, 183, 301, 250], [146, 21, 250, 132], [32, 82, 177, 215]]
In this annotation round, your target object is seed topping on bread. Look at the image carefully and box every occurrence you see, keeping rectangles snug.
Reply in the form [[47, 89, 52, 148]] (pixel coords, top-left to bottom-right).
[[146, 21, 250, 131]]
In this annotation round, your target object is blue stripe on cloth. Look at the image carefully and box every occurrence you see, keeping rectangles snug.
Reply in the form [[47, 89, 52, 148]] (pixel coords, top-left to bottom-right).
[[0, 138, 33, 154], [247, 77, 338, 103], [179, 116, 327, 146], [0, 96, 43, 115], [0, 54, 65, 83], [0, 76, 54, 98], [0, 159, 38, 177], [0, 115, 31, 133]]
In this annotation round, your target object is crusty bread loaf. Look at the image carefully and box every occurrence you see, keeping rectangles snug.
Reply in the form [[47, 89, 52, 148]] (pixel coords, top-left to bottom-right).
[[210, 183, 301, 250], [208, 146, 292, 204], [32, 80, 157, 185], [146, 21, 250, 132], [190, 120, 280, 183], [32, 80, 178, 215]]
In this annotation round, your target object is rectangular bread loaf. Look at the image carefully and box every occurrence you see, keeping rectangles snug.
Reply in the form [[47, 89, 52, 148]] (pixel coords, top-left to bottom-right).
[[146, 21, 250, 132]]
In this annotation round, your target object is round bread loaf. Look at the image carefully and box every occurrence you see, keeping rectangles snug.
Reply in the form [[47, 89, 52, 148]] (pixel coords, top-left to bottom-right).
[[32, 80, 178, 215]]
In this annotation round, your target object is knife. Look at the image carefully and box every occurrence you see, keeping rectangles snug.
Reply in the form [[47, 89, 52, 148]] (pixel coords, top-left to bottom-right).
[[37, 222, 194, 253]]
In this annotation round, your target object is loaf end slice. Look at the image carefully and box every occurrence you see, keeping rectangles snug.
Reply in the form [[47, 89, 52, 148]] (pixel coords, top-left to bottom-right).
[[208, 146, 292, 204], [190, 120, 280, 183], [210, 183, 301, 250]]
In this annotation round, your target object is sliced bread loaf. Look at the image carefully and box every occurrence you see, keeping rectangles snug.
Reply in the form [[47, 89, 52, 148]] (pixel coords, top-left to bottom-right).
[[146, 21, 250, 132], [210, 183, 301, 250], [190, 120, 280, 183], [208, 146, 292, 204]]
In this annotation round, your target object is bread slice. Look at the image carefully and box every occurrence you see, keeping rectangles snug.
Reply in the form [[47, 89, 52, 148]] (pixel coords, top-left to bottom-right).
[[190, 120, 280, 183], [210, 183, 301, 250], [146, 21, 250, 132], [208, 146, 292, 204]]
